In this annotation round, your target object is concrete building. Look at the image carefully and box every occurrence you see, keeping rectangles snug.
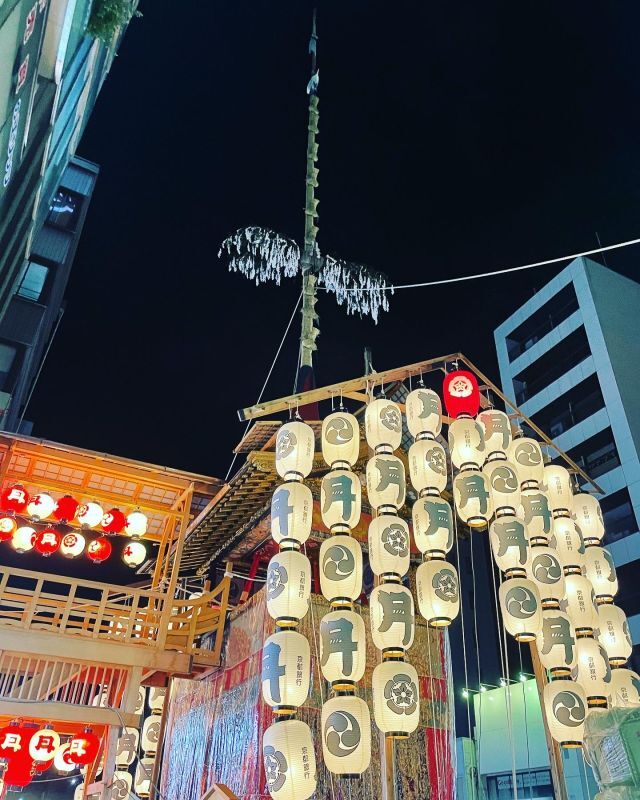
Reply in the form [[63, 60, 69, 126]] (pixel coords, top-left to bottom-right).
[[494, 258, 640, 650]]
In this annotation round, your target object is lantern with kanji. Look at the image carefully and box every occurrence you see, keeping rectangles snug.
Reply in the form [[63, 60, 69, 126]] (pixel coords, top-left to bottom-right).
[[319, 609, 367, 690], [448, 417, 485, 470], [1, 484, 29, 514], [101, 507, 126, 534], [134, 757, 154, 798], [122, 540, 147, 568], [28, 727, 60, 762], [366, 455, 406, 512], [60, 531, 86, 558], [477, 409, 512, 461], [320, 470, 361, 533], [489, 515, 529, 575], [53, 494, 79, 522], [262, 630, 310, 712], [321, 695, 371, 775], [125, 510, 147, 538], [68, 729, 100, 766], [544, 465, 573, 514], [262, 719, 317, 800], [564, 573, 598, 636], [574, 637, 612, 707], [552, 516, 585, 573], [26, 492, 56, 521], [365, 398, 402, 454], [321, 412, 360, 468], [368, 515, 410, 579], [87, 537, 112, 564], [412, 496, 453, 558], [443, 370, 480, 419], [520, 488, 553, 544], [372, 660, 420, 738], [584, 546, 618, 603], [406, 388, 442, 440], [11, 525, 35, 553], [266, 548, 311, 626], [508, 437, 544, 489], [407, 439, 448, 495], [499, 577, 542, 641], [0, 721, 28, 760], [609, 669, 640, 708], [319, 535, 362, 603], [0, 516, 17, 542], [33, 527, 61, 556], [544, 680, 587, 748], [416, 558, 460, 627], [76, 502, 104, 529], [370, 583, 415, 655], [598, 604, 632, 666], [573, 493, 604, 545], [271, 482, 313, 545], [275, 421, 315, 481], [453, 470, 493, 528], [536, 610, 578, 676]]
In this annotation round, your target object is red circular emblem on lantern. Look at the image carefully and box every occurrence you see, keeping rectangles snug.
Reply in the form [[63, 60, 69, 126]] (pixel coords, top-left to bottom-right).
[[53, 494, 79, 522], [0, 724, 35, 788], [443, 370, 480, 418], [68, 729, 100, 766], [0, 484, 30, 514], [87, 537, 112, 564], [33, 528, 61, 556], [0, 516, 17, 542], [100, 507, 126, 535]]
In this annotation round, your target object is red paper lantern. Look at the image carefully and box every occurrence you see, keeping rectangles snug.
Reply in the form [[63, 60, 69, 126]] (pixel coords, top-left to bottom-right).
[[0, 516, 17, 542], [53, 494, 79, 522], [0, 725, 34, 788], [87, 537, 112, 564], [443, 370, 480, 418], [101, 507, 126, 535], [33, 528, 61, 556], [0, 484, 29, 514], [68, 729, 100, 766], [0, 722, 25, 760], [3, 755, 34, 788]]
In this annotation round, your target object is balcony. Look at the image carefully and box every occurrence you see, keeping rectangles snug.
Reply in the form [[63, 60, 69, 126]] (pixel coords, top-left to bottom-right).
[[505, 283, 579, 362]]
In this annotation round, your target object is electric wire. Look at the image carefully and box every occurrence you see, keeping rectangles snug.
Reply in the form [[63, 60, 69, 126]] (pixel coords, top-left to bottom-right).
[[468, 522, 485, 797], [518, 641, 534, 797]]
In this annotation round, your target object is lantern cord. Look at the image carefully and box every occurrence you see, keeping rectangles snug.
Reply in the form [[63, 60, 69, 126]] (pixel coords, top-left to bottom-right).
[[452, 501, 473, 775], [325, 236, 640, 292], [518, 642, 535, 794], [468, 519, 486, 796], [224, 291, 303, 482]]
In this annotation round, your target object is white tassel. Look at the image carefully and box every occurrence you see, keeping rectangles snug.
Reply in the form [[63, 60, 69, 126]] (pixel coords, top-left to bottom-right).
[[219, 227, 300, 285], [320, 256, 393, 323]]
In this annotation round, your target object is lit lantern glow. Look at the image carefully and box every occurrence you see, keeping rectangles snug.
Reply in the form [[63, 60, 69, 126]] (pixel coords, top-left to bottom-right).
[[3, 730, 35, 787], [484, 460, 521, 515], [54, 743, 76, 773], [536, 610, 577, 676], [416, 558, 460, 627], [0, 516, 17, 541], [68, 729, 100, 765], [122, 540, 147, 568], [319, 535, 362, 602], [543, 680, 587, 748], [598, 604, 632, 666], [320, 470, 361, 533], [115, 728, 139, 767], [60, 531, 86, 558], [366, 455, 406, 511], [477, 409, 512, 460], [574, 637, 612, 706], [101, 507, 127, 534], [406, 388, 442, 440], [564, 574, 598, 635], [0, 721, 29, 760], [33, 527, 61, 556], [372, 659, 420, 738], [321, 695, 371, 775], [271, 482, 312, 545], [26, 492, 56, 520], [609, 668, 640, 708], [370, 583, 415, 654], [544, 465, 573, 514], [551, 516, 585, 572], [443, 370, 480, 419], [368, 515, 410, 578], [125, 510, 148, 538], [1, 483, 30, 513], [53, 494, 79, 522], [275, 421, 315, 480], [262, 630, 310, 711], [76, 502, 104, 529], [489, 515, 529, 575], [263, 719, 317, 800], [365, 398, 402, 453], [141, 715, 161, 755], [584, 546, 618, 603], [526, 546, 565, 607], [412, 496, 453, 557], [499, 577, 542, 641], [519, 488, 552, 543], [29, 727, 60, 762], [111, 772, 133, 799], [134, 757, 154, 798], [508, 438, 544, 488], [149, 688, 166, 714], [407, 439, 448, 495], [319, 609, 367, 689], [448, 417, 485, 470], [321, 412, 360, 468], [87, 537, 112, 564], [453, 470, 493, 528], [12, 525, 35, 552], [266, 549, 311, 626], [574, 493, 605, 545]]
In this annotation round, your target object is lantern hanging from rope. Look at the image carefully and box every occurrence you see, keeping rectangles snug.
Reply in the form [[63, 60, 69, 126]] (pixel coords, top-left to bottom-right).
[[29, 728, 60, 762], [262, 719, 317, 800], [321, 412, 360, 468], [125, 510, 148, 538], [149, 688, 165, 714], [60, 531, 86, 558], [141, 715, 161, 755], [543, 680, 587, 748], [519, 488, 553, 544], [53, 494, 79, 522], [584, 546, 618, 604], [489, 515, 529, 575], [122, 540, 147, 568], [536, 609, 577, 676], [11, 525, 35, 552], [365, 398, 402, 454], [544, 465, 573, 515], [318, 609, 367, 690], [484, 460, 521, 516], [406, 388, 442, 440], [477, 409, 512, 461], [453, 469, 493, 528], [407, 439, 448, 495], [33, 527, 61, 556], [320, 470, 361, 533], [551, 516, 586, 573], [0, 515, 17, 541], [372, 659, 420, 738], [368, 515, 410, 579], [275, 421, 315, 481], [87, 536, 112, 564], [68, 729, 100, 766], [319, 535, 362, 603], [412, 496, 453, 558], [26, 492, 56, 521], [321, 695, 371, 775], [54, 743, 76, 774], [271, 482, 313, 545], [266, 548, 311, 626], [564, 573, 598, 636], [573, 493, 605, 545], [508, 437, 544, 489], [366, 455, 406, 512], [442, 370, 480, 418], [609, 668, 640, 707], [499, 577, 542, 641], [76, 502, 103, 529], [526, 545, 565, 607], [448, 417, 485, 470], [598, 604, 633, 666], [1, 484, 29, 513], [370, 582, 415, 655], [574, 637, 612, 707], [101, 507, 127, 534], [134, 757, 154, 798], [262, 630, 310, 712], [416, 557, 460, 627]]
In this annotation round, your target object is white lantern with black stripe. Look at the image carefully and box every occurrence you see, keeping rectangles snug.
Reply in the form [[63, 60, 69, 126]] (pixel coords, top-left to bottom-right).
[[319, 535, 362, 603], [408, 439, 448, 495], [526, 545, 565, 607], [453, 469, 493, 528], [262, 630, 310, 712], [321, 412, 360, 468], [610, 668, 640, 708], [544, 680, 587, 748], [372, 659, 420, 738], [477, 409, 512, 461], [544, 465, 573, 515], [536, 609, 578, 676], [564, 573, 598, 636], [275, 421, 315, 481], [320, 470, 361, 533], [365, 398, 402, 454], [319, 609, 367, 690], [498, 577, 542, 642], [370, 583, 415, 656], [448, 417, 485, 470], [406, 388, 442, 440], [551, 516, 586, 573], [368, 515, 410, 578], [573, 493, 605, 545], [366, 455, 406, 512], [412, 495, 454, 558], [574, 637, 612, 707], [584, 546, 618, 604], [508, 437, 544, 489], [416, 558, 460, 627], [263, 719, 317, 800], [489, 515, 529, 576], [484, 460, 521, 515], [271, 482, 313, 546], [321, 695, 371, 776], [266, 549, 311, 626], [598, 604, 633, 666]]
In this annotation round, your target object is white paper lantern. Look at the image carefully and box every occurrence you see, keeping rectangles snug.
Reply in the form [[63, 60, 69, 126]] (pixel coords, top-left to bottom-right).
[[321, 695, 371, 775], [320, 470, 361, 533], [29, 727, 60, 761], [519, 488, 553, 543], [416, 559, 460, 627], [406, 388, 442, 440], [412, 496, 453, 557], [574, 637, 612, 706], [135, 687, 146, 714], [584, 546, 618, 604], [453, 470, 493, 528], [609, 668, 640, 708], [134, 757, 154, 798], [319, 609, 367, 689], [484, 460, 521, 514], [111, 771, 133, 800], [59, 531, 86, 558], [321, 412, 360, 468], [574, 493, 605, 545], [490, 515, 529, 575], [26, 492, 56, 521], [526, 546, 565, 607], [149, 687, 166, 714], [275, 421, 315, 480], [262, 630, 310, 710], [499, 577, 542, 641], [271, 481, 313, 544], [564, 573, 598, 635], [448, 417, 485, 470], [368, 515, 410, 578], [142, 715, 161, 755], [407, 439, 448, 495], [372, 660, 420, 738], [365, 398, 402, 453], [544, 465, 573, 514], [125, 510, 148, 538], [551, 516, 586, 572], [544, 680, 587, 748], [76, 501, 104, 528], [12, 525, 35, 552], [122, 540, 147, 568], [370, 583, 415, 654], [508, 437, 544, 488], [598, 605, 632, 666], [266, 549, 311, 625], [74, 783, 84, 800], [115, 728, 139, 767], [319, 535, 362, 602], [477, 409, 512, 460], [263, 719, 317, 800], [366, 455, 406, 511], [536, 610, 578, 675], [54, 743, 76, 773]]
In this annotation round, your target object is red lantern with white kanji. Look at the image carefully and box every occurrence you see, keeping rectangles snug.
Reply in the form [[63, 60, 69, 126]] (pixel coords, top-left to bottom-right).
[[0, 722, 26, 760], [53, 494, 79, 522], [33, 528, 61, 556], [101, 508, 126, 535], [0, 516, 17, 541], [443, 370, 480, 418], [68, 729, 100, 766], [28, 727, 60, 762], [1, 484, 29, 514], [3, 754, 34, 788], [87, 537, 112, 564], [122, 541, 147, 568]]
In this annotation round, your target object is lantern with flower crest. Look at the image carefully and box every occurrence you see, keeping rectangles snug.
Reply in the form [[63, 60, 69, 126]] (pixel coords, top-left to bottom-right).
[[408, 439, 448, 495], [416, 557, 460, 627], [372, 660, 420, 738], [443, 370, 480, 419], [60, 531, 86, 558], [368, 515, 410, 578], [76, 502, 103, 529], [365, 398, 402, 454]]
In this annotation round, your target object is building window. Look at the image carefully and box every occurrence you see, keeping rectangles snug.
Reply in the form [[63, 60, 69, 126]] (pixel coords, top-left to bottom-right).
[[560, 427, 621, 484], [16, 262, 49, 302], [486, 770, 553, 799], [531, 374, 605, 438], [48, 190, 80, 231], [615, 561, 640, 618], [601, 488, 638, 543], [505, 284, 580, 362], [0, 344, 17, 392]]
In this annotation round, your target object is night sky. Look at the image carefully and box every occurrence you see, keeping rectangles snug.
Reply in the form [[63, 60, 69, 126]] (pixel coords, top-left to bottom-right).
[[27, 1, 640, 479]]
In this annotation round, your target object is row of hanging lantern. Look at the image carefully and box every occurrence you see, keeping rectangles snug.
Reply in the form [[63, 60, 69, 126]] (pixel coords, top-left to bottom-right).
[[262, 419, 316, 800]]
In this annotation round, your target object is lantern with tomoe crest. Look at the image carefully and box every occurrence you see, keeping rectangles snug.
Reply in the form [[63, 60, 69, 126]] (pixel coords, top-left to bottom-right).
[[543, 680, 587, 748], [321, 695, 371, 775], [321, 412, 360, 468]]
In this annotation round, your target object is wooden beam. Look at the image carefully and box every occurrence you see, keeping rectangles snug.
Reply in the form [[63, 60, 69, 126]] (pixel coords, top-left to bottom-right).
[[0, 700, 139, 728]]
